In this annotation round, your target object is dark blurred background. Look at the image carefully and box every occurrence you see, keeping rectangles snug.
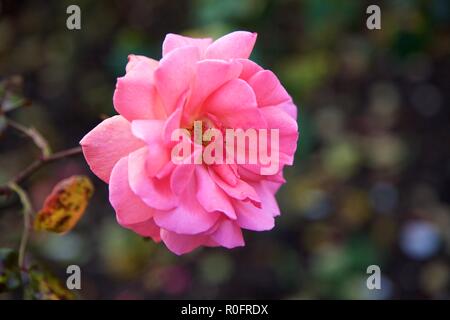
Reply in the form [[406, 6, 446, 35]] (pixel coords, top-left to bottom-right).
[[0, 0, 449, 299]]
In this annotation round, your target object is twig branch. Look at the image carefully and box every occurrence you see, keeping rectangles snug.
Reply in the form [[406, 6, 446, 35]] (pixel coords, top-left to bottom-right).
[[0, 118, 83, 272], [7, 118, 51, 157], [0, 147, 83, 195], [0, 101, 84, 280], [0, 117, 83, 195], [14, 147, 82, 185], [8, 182, 33, 270]]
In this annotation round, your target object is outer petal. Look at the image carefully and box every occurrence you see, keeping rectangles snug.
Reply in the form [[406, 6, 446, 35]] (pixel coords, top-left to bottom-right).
[[235, 106, 299, 176], [160, 230, 213, 255], [125, 54, 158, 73], [260, 106, 299, 161], [162, 33, 212, 57], [125, 218, 161, 242], [237, 58, 263, 81], [113, 55, 164, 121], [80, 115, 145, 183], [205, 31, 257, 60], [109, 156, 154, 225], [234, 199, 275, 231], [109, 156, 161, 242], [154, 46, 200, 115], [153, 180, 221, 235], [210, 219, 244, 248], [247, 70, 292, 107], [204, 79, 266, 129], [237, 165, 286, 183], [128, 147, 178, 210], [278, 101, 298, 120], [251, 181, 281, 217]]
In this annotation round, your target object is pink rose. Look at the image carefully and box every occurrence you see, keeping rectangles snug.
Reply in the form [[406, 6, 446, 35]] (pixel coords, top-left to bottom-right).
[[80, 31, 298, 255]]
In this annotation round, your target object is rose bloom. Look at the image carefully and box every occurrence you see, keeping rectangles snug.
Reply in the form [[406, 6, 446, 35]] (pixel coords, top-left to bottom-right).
[[80, 31, 298, 255]]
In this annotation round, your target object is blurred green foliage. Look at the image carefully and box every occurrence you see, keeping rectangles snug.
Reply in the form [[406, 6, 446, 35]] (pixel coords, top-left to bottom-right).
[[0, 0, 449, 299]]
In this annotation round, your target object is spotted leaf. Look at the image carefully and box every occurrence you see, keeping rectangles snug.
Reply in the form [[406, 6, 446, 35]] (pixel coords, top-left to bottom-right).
[[34, 175, 94, 234]]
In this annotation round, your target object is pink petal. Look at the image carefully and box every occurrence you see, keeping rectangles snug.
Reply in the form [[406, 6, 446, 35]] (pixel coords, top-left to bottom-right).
[[211, 164, 239, 186], [162, 33, 212, 57], [234, 199, 275, 231], [185, 59, 242, 118], [109, 156, 154, 225], [237, 165, 286, 183], [238, 162, 281, 178], [251, 181, 281, 217], [170, 162, 195, 195], [80, 115, 145, 183], [113, 55, 165, 121], [131, 120, 171, 177], [160, 230, 211, 255], [234, 106, 299, 176], [260, 106, 299, 160], [248, 70, 292, 107], [147, 144, 171, 177], [125, 218, 161, 242], [131, 119, 165, 143], [205, 31, 257, 60], [195, 165, 236, 220], [125, 54, 158, 73], [279, 101, 298, 120], [237, 58, 263, 81], [264, 180, 283, 194], [204, 78, 266, 129], [205, 78, 255, 110], [163, 102, 185, 145], [156, 160, 176, 179], [210, 219, 244, 248], [209, 168, 260, 204], [128, 147, 178, 210], [154, 46, 199, 115], [235, 165, 264, 182], [153, 180, 220, 235]]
